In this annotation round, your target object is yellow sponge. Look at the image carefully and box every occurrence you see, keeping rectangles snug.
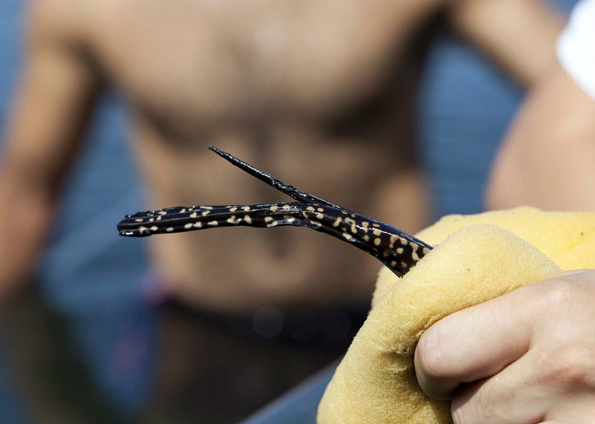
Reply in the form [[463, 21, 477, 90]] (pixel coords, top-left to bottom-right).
[[318, 207, 595, 424]]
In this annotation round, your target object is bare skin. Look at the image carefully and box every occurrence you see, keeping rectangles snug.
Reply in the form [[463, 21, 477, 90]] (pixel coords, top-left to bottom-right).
[[420, 54, 595, 422], [0, 0, 565, 313], [487, 62, 595, 211], [416, 270, 595, 423]]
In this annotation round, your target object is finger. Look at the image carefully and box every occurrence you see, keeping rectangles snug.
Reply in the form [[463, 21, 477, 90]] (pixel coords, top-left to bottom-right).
[[450, 348, 553, 424], [546, 374, 595, 424], [560, 269, 592, 277], [414, 273, 574, 400], [452, 340, 595, 424], [415, 287, 534, 399]]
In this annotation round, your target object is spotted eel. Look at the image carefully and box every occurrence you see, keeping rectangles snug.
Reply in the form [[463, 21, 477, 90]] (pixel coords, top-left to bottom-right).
[[117, 146, 433, 277]]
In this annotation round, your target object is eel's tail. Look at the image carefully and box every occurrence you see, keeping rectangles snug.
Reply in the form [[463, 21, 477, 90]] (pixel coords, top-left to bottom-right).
[[117, 147, 433, 277]]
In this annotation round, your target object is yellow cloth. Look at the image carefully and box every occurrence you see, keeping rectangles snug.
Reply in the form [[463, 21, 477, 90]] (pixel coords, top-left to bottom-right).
[[318, 207, 595, 424]]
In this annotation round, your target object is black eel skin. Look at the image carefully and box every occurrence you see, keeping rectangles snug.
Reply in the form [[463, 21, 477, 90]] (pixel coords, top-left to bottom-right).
[[117, 147, 433, 277]]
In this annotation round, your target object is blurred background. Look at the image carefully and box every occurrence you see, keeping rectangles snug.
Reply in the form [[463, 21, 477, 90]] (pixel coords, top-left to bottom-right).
[[0, 0, 578, 423]]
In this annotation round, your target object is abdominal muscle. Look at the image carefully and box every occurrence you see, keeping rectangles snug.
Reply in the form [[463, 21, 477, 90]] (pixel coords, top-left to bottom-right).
[[84, 0, 441, 313]]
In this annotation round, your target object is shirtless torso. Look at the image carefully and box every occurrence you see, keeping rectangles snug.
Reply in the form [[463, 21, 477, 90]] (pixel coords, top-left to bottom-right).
[[72, 0, 438, 312], [0, 0, 563, 312]]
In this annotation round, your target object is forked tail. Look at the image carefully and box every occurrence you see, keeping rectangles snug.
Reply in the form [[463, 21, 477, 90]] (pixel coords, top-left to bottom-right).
[[117, 147, 432, 277]]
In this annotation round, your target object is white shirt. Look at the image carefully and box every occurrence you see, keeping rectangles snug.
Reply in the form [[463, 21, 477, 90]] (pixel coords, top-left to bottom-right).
[[557, 0, 595, 100]]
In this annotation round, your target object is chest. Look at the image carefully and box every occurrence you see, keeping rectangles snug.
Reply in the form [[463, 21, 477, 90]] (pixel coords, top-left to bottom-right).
[[89, 0, 435, 132]]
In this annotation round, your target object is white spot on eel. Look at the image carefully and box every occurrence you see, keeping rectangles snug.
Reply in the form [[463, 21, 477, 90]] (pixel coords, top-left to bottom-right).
[[227, 216, 241, 224], [389, 235, 398, 248]]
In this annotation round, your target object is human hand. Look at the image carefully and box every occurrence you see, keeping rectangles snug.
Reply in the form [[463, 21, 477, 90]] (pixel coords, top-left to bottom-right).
[[415, 270, 595, 424]]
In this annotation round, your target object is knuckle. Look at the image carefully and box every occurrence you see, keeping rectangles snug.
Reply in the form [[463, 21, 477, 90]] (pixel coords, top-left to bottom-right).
[[416, 327, 448, 380], [451, 406, 469, 424], [451, 383, 503, 424], [538, 279, 579, 312], [536, 342, 595, 388], [476, 381, 504, 420]]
